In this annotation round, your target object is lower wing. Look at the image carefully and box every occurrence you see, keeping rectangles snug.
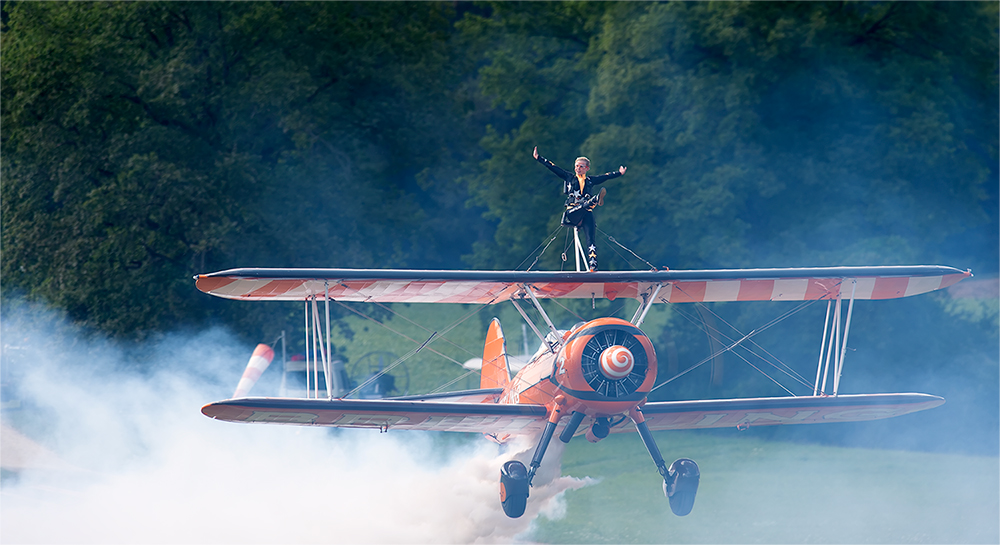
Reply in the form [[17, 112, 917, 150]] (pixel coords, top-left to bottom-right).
[[202, 396, 548, 435], [636, 393, 945, 431], [203, 392, 941, 435]]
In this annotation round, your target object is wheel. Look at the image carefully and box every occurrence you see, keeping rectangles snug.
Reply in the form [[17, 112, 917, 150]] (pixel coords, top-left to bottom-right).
[[664, 458, 700, 516], [499, 460, 529, 518]]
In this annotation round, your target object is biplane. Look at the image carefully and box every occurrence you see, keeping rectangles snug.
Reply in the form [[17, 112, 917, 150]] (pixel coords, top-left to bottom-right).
[[196, 265, 970, 518]]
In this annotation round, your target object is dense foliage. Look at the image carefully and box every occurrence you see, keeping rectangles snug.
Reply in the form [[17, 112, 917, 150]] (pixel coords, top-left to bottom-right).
[[3, 2, 997, 347], [462, 2, 997, 273], [2, 2, 483, 338]]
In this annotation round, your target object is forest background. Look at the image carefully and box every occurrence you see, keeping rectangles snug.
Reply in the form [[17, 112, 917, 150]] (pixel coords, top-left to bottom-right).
[[2, 2, 997, 453]]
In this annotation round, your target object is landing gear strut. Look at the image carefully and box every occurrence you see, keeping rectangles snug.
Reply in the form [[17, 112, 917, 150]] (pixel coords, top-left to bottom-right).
[[499, 397, 567, 518], [629, 406, 700, 516]]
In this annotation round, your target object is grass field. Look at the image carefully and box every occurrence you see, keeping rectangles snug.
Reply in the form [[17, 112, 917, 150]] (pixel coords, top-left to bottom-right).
[[528, 430, 999, 544]]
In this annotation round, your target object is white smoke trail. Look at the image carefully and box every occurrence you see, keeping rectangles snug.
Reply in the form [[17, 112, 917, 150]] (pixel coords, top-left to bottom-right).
[[0, 302, 592, 544]]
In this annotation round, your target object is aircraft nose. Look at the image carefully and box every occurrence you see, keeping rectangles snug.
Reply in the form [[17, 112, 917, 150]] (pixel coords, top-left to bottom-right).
[[599, 345, 634, 380]]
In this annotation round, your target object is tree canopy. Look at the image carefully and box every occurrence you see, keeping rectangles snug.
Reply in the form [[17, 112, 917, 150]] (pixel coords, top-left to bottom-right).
[[461, 2, 997, 273], [2, 2, 482, 337], [2, 1, 997, 343]]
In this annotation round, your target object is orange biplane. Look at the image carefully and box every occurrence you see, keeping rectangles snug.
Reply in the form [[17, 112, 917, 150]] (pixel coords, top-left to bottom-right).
[[196, 265, 969, 517]]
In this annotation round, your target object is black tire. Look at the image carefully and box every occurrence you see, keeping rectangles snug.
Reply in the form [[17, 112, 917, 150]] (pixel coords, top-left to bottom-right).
[[664, 458, 700, 516], [500, 460, 529, 518]]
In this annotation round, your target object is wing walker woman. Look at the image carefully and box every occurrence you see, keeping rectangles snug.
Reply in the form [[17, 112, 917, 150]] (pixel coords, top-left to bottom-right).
[[533, 146, 626, 271]]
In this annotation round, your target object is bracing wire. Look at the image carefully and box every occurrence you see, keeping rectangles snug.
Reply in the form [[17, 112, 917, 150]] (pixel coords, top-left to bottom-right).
[[367, 299, 479, 358], [671, 297, 817, 391], [560, 227, 573, 271], [686, 297, 818, 388], [548, 296, 587, 323], [515, 225, 563, 272], [344, 332, 437, 399], [334, 299, 494, 399], [603, 237, 635, 270], [332, 297, 490, 370], [430, 368, 481, 394], [650, 289, 822, 394], [684, 303, 813, 388], [330, 281, 499, 397], [597, 228, 658, 271]]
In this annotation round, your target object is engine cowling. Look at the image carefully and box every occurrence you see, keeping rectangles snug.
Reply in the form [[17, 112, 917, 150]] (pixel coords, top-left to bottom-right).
[[554, 317, 657, 415]]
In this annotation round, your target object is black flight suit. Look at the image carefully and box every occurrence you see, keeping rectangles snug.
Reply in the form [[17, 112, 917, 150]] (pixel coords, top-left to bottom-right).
[[535, 154, 623, 271]]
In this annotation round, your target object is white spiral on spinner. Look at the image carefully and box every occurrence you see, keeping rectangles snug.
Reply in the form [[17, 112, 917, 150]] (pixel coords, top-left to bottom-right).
[[599, 345, 634, 380]]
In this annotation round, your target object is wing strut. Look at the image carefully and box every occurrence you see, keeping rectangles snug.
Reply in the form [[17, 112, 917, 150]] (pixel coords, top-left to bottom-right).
[[510, 284, 564, 354], [324, 282, 337, 399], [510, 299, 553, 354], [815, 279, 857, 396], [835, 279, 857, 395], [630, 283, 663, 327], [813, 300, 833, 396], [300, 289, 345, 399], [523, 285, 561, 340]]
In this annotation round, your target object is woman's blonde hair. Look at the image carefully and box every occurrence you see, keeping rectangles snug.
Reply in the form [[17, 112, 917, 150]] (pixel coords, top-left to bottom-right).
[[575, 156, 590, 166]]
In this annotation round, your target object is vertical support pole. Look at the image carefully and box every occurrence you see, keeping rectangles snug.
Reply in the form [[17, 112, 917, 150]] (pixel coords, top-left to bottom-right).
[[832, 294, 842, 395], [833, 280, 857, 396], [309, 296, 315, 398], [304, 299, 311, 398], [572, 228, 587, 272], [324, 282, 334, 399], [311, 296, 323, 398], [813, 300, 832, 396], [820, 293, 841, 396], [280, 330, 286, 376]]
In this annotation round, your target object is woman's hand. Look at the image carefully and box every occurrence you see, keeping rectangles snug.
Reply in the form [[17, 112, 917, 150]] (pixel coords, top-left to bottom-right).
[[533, 146, 539, 159], [619, 165, 627, 175]]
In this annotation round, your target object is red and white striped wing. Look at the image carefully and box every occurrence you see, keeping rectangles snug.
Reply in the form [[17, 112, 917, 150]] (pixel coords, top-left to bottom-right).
[[194, 266, 970, 304], [202, 397, 550, 435], [635, 393, 945, 431], [202, 393, 943, 436]]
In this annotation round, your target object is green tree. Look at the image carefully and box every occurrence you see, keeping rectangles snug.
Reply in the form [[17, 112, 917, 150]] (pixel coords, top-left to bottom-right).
[[1, 2, 474, 340], [461, 2, 998, 273]]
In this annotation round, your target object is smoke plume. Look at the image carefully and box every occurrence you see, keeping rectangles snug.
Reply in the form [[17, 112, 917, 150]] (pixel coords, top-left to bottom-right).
[[1, 300, 591, 544]]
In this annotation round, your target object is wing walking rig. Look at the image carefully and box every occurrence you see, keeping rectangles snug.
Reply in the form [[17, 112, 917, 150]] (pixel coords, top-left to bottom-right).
[[196, 265, 969, 518]]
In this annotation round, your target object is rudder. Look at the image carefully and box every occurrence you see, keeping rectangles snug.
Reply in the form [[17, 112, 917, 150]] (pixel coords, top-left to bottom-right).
[[480, 318, 511, 389]]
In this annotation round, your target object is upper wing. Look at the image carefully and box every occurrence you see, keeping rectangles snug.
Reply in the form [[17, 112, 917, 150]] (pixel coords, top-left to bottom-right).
[[202, 397, 549, 434], [633, 393, 945, 432], [195, 266, 970, 304]]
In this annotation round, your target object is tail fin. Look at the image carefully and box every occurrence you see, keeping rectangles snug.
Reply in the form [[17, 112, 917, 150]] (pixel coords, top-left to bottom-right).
[[480, 318, 511, 389], [233, 343, 274, 398]]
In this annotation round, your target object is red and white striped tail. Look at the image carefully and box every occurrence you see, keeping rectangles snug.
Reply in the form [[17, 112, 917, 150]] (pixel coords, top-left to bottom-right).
[[233, 344, 274, 398]]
